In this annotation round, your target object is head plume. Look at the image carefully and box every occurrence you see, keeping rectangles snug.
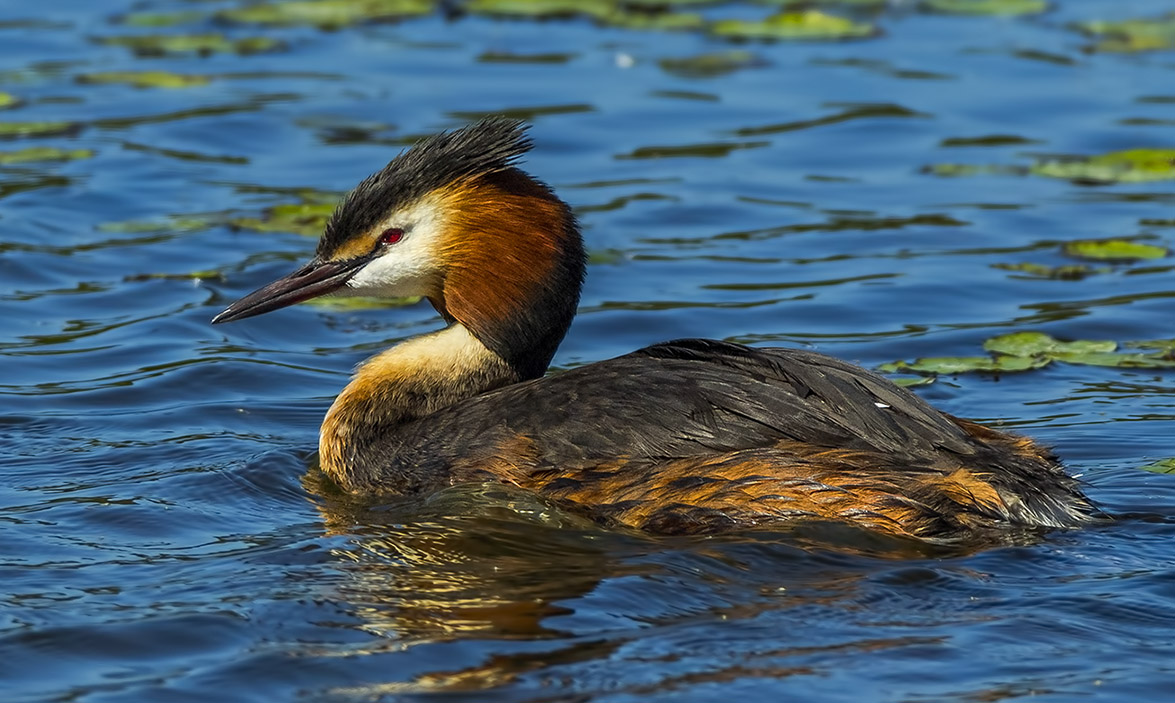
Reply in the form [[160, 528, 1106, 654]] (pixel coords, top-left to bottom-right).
[[318, 118, 533, 260]]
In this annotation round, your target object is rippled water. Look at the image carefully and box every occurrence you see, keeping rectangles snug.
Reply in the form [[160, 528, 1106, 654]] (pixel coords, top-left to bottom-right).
[[5, 1, 1175, 700]]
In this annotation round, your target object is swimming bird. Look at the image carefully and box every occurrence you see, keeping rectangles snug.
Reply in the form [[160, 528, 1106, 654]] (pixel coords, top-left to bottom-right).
[[213, 118, 1099, 540]]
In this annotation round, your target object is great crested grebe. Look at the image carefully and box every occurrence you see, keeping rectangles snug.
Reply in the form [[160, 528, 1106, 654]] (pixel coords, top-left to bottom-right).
[[213, 118, 1099, 539]]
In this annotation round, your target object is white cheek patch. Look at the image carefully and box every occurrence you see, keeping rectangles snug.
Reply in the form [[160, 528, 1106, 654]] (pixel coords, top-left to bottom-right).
[[347, 252, 435, 297], [344, 198, 445, 298]]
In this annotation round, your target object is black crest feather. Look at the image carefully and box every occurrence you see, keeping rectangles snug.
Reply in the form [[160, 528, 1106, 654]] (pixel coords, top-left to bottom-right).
[[318, 117, 533, 258]]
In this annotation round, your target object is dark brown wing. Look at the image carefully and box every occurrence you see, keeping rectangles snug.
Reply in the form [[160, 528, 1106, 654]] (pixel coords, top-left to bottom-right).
[[394, 339, 979, 461], [372, 339, 1097, 536]]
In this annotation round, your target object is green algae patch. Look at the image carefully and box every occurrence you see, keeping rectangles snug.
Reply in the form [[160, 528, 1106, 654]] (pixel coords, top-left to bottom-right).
[[0, 92, 22, 109], [0, 147, 94, 164], [1140, 458, 1175, 474], [928, 149, 1175, 184], [617, 140, 769, 159], [77, 71, 213, 89], [467, 0, 614, 19], [659, 50, 765, 78], [892, 375, 937, 388], [879, 355, 1051, 375], [1032, 149, 1175, 183], [1077, 14, 1175, 53], [126, 270, 225, 282], [991, 262, 1104, 280], [625, 0, 716, 6], [985, 331, 1175, 368], [478, 51, 577, 64], [99, 214, 222, 234], [1062, 238, 1168, 262], [884, 331, 1175, 378], [230, 202, 337, 237], [940, 134, 1040, 148], [96, 34, 285, 57], [923, 0, 1047, 15], [1047, 351, 1175, 368], [605, 10, 704, 31], [983, 332, 1117, 357], [711, 11, 876, 40], [121, 11, 205, 27], [0, 121, 79, 139], [923, 162, 1017, 178], [219, 0, 435, 28], [467, 0, 703, 30]]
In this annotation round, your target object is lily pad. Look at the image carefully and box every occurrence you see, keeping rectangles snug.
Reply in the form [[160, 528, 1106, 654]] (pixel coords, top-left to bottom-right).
[[1077, 15, 1175, 53], [983, 331, 1117, 357], [711, 11, 876, 40], [1048, 351, 1175, 368], [121, 11, 206, 27], [892, 375, 937, 387], [1031, 149, 1175, 183], [605, 10, 704, 31], [617, 140, 769, 159], [1130, 339, 1175, 352], [99, 214, 221, 234], [1062, 238, 1168, 261], [126, 270, 225, 282], [0, 146, 94, 164], [77, 71, 213, 89], [624, 0, 715, 6], [467, 0, 703, 30], [878, 355, 1050, 375], [466, 0, 614, 19], [659, 50, 766, 78], [923, 0, 1047, 15], [940, 134, 1040, 147], [886, 330, 1175, 378], [991, 262, 1103, 280], [230, 202, 337, 236], [1139, 458, 1175, 474], [0, 121, 79, 139], [923, 162, 1017, 177], [219, 0, 435, 28], [0, 92, 21, 109], [97, 34, 285, 57]]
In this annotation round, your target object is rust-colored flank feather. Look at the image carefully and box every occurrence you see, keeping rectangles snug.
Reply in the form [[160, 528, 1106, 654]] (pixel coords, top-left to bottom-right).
[[215, 118, 1101, 542]]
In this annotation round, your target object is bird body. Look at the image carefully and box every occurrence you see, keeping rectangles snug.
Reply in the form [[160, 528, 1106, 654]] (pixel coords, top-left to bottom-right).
[[214, 118, 1099, 540]]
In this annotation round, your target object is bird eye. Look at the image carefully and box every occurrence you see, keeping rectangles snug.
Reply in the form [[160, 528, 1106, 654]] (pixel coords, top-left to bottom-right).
[[379, 227, 404, 246]]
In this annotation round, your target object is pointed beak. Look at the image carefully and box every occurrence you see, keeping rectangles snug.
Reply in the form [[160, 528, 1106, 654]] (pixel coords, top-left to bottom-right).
[[212, 257, 366, 324]]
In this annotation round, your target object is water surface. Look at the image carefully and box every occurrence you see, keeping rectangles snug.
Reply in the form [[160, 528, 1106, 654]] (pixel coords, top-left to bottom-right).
[[3, 1, 1175, 701]]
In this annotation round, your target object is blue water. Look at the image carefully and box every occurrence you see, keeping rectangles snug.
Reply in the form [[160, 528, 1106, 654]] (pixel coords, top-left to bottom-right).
[[4, 1, 1175, 700]]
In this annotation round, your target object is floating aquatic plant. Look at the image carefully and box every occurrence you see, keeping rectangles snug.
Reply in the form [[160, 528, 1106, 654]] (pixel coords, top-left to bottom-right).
[[0, 121, 79, 139], [882, 331, 1175, 377], [0, 147, 94, 164], [659, 50, 766, 78], [1077, 14, 1175, 53], [77, 71, 213, 89], [218, 0, 435, 28], [991, 262, 1103, 280], [96, 34, 285, 57], [711, 10, 877, 40], [927, 148, 1175, 184], [1062, 238, 1168, 262], [923, 0, 1048, 16]]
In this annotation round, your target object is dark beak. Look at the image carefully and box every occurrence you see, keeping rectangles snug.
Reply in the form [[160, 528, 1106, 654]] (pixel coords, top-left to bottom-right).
[[212, 257, 366, 324]]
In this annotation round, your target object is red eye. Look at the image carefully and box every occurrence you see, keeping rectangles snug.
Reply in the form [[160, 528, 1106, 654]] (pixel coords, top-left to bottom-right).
[[379, 227, 404, 245]]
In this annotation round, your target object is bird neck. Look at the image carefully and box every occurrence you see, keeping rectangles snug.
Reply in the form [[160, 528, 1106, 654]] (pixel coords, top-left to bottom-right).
[[318, 168, 585, 493], [319, 323, 517, 490], [430, 168, 586, 380]]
